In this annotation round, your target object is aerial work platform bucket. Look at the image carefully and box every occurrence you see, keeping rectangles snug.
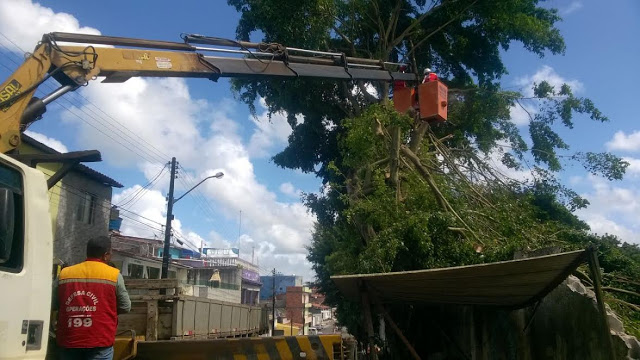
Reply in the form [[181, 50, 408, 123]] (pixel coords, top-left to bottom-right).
[[418, 80, 448, 122], [393, 80, 448, 122]]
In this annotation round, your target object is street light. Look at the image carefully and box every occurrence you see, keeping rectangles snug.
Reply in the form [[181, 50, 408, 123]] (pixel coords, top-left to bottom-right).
[[161, 157, 224, 279], [172, 171, 224, 204]]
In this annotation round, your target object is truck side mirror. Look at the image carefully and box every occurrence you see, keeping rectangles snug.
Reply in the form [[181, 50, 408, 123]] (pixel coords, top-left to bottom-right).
[[0, 187, 15, 263]]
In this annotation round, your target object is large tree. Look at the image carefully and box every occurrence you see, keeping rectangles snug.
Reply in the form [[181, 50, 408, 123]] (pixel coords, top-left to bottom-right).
[[229, 0, 639, 350]]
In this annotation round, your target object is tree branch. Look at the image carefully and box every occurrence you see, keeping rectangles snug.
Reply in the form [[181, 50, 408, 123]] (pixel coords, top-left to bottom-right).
[[392, 1, 447, 49], [333, 26, 357, 56], [409, 120, 430, 153], [601, 287, 640, 299], [608, 298, 640, 312], [390, 126, 401, 187], [401, 145, 482, 244], [408, 0, 479, 57]]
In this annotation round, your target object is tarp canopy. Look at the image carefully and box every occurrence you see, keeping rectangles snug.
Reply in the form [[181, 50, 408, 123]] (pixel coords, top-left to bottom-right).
[[331, 250, 587, 308]]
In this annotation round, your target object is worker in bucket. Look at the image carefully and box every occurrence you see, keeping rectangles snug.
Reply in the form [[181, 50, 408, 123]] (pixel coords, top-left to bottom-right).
[[422, 67, 438, 83], [53, 236, 131, 360]]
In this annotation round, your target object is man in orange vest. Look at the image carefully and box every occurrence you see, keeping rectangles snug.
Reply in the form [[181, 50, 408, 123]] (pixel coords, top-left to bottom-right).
[[53, 236, 131, 360]]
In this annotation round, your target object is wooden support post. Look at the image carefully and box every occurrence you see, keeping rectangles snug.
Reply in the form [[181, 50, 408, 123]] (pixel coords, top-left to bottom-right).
[[375, 303, 421, 360], [146, 300, 158, 341], [587, 248, 616, 360], [360, 283, 378, 360]]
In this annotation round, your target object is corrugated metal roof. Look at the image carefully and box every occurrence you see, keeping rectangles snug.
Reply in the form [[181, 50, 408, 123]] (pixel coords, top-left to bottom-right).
[[331, 250, 586, 308]]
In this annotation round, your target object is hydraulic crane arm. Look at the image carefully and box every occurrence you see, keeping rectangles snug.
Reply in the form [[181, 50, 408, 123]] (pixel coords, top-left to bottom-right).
[[0, 32, 417, 153]]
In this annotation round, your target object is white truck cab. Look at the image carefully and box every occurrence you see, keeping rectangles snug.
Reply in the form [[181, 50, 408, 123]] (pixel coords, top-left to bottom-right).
[[0, 152, 53, 360]]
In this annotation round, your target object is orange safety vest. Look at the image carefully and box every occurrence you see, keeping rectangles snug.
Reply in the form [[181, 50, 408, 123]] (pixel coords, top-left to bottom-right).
[[57, 259, 120, 348]]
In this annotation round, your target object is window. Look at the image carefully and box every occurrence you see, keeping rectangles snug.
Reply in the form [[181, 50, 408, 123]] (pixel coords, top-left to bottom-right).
[[76, 192, 97, 224], [147, 266, 160, 279], [0, 164, 23, 272], [127, 263, 144, 279]]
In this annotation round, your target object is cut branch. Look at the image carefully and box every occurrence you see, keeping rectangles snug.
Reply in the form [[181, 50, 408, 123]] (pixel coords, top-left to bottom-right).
[[608, 298, 640, 312], [390, 126, 401, 187], [401, 145, 483, 244], [409, 120, 430, 153], [602, 287, 640, 299]]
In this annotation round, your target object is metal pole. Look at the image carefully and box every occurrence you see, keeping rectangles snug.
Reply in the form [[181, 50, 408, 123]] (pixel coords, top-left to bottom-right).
[[587, 248, 616, 360], [161, 157, 177, 279], [302, 290, 306, 335], [272, 268, 276, 335]]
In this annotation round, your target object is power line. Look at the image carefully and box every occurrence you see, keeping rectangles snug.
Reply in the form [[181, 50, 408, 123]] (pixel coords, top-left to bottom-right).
[[117, 164, 167, 208], [0, 40, 169, 166], [0, 31, 173, 163]]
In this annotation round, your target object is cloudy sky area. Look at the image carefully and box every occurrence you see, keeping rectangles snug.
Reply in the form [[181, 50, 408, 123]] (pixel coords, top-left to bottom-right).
[[0, 0, 639, 280]]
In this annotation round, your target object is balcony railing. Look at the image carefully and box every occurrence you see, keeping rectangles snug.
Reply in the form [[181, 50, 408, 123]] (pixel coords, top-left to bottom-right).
[[198, 256, 259, 272], [186, 279, 240, 290]]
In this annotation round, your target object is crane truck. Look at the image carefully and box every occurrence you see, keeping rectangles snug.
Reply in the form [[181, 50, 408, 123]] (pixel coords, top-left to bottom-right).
[[0, 32, 446, 360]]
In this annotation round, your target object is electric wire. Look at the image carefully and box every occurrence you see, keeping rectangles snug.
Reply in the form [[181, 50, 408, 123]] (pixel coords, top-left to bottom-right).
[[0, 37, 170, 166], [117, 164, 167, 208], [0, 32, 172, 163]]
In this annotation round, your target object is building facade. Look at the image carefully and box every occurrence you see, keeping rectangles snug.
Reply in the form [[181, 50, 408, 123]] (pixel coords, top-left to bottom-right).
[[17, 134, 123, 265], [178, 254, 261, 305], [285, 286, 312, 334], [260, 274, 303, 300]]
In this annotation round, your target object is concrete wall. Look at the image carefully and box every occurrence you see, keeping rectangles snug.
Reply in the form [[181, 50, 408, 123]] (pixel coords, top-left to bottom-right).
[[53, 171, 112, 265], [187, 268, 242, 304], [111, 251, 188, 281], [17, 141, 116, 265]]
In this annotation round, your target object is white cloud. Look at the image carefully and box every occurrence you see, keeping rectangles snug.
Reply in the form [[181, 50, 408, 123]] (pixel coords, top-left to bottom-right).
[[0, 0, 100, 51], [24, 130, 68, 153], [2, 0, 318, 279], [515, 65, 584, 96], [509, 102, 536, 126], [62, 77, 206, 168], [622, 157, 640, 177], [95, 83, 316, 277], [483, 145, 535, 183], [575, 176, 640, 244], [509, 66, 584, 126], [112, 186, 167, 239], [561, 1, 583, 15], [606, 131, 640, 152], [247, 100, 296, 158], [279, 182, 301, 197]]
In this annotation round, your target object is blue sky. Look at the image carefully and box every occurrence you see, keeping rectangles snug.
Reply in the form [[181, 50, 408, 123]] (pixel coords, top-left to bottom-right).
[[0, 0, 638, 280]]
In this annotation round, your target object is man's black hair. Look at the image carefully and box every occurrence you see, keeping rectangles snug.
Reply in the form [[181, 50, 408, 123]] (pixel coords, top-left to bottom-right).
[[86, 236, 112, 258]]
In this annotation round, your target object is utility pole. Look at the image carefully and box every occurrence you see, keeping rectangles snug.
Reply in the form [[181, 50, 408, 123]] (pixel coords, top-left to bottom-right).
[[302, 290, 306, 335], [272, 268, 276, 335], [161, 157, 177, 279]]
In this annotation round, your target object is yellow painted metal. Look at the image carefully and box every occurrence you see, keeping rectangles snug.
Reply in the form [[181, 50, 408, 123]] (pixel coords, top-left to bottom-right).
[[132, 335, 344, 360], [113, 332, 140, 360], [320, 335, 339, 358], [0, 44, 217, 154], [296, 336, 318, 360], [0, 44, 51, 153], [50, 46, 217, 82]]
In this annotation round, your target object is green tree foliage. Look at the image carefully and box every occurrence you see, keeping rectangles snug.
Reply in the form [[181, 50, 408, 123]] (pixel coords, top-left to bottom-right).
[[229, 0, 639, 346]]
